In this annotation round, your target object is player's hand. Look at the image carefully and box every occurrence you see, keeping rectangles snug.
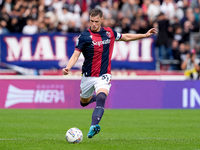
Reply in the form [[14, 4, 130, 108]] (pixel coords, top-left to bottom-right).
[[62, 68, 69, 75], [145, 28, 158, 37]]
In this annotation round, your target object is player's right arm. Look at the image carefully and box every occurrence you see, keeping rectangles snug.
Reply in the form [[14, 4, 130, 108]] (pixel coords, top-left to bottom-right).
[[62, 50, 81, 75], [63, 33, 85, 75]]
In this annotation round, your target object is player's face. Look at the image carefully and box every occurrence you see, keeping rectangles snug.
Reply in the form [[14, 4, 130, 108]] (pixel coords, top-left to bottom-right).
[[90, 15, 102, 32]]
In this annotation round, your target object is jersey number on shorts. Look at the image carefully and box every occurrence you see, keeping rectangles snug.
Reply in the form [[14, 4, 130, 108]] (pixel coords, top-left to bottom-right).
[[102, 75, 110, 82]]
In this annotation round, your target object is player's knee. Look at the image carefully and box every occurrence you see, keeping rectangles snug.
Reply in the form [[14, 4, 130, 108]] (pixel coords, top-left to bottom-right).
[[96, 92, 107, 107]]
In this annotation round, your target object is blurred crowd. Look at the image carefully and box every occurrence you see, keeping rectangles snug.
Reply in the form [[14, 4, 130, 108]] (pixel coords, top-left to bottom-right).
[[0, 0, 200, 76], [0, 0, 199, 35]]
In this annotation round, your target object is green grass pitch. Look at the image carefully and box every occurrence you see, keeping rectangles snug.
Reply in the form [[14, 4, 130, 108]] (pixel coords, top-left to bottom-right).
[[0, 109, 199, 150]]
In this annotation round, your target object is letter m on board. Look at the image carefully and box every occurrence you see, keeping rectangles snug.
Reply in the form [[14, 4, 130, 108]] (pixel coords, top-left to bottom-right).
[[4, 37, 32, 61]]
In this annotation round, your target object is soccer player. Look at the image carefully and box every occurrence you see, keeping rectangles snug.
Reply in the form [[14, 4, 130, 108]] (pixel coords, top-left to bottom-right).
[[62, 8, 157, 138]]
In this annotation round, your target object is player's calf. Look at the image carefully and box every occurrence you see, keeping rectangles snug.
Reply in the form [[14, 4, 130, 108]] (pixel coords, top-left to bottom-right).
[[91, 92, 107, 125]]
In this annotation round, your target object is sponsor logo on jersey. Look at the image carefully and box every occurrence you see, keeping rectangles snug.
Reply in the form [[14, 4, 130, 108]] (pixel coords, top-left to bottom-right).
[[91, 39, 111, 46]]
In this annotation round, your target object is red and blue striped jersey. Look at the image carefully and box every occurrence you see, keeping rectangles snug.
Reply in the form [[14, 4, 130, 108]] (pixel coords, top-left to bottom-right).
[[75, 27, 122, 77]]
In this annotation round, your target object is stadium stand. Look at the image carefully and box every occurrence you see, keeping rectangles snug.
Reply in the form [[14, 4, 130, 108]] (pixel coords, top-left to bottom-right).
[[0, 0, 199, 76]]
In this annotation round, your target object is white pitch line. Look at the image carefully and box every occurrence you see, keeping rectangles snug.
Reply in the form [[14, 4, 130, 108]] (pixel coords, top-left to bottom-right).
[[0, 138, 25, 141]]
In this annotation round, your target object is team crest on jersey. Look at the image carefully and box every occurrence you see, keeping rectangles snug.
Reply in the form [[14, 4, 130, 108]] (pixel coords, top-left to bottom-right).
[[106, 31, 111, 38]]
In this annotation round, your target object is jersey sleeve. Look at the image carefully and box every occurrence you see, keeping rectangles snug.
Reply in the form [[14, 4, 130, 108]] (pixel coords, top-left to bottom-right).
[[111, 28, 122, 41], [75, 34, 85, 52]]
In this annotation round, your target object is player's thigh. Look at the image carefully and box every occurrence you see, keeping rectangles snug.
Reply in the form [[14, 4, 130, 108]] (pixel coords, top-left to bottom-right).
[[96, 88, 109, 95], [80, 76, 95, 102], [95, 74, 112, 96]]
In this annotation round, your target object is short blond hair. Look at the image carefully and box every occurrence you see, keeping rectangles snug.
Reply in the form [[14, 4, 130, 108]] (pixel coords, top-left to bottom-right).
[[89, 8, 103, 18]]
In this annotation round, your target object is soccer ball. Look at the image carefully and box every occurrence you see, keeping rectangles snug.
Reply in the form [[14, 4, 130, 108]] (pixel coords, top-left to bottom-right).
[[65, 127, 83, 144]]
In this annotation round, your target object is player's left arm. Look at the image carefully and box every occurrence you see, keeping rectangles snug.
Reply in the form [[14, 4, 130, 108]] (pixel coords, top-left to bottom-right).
[[119, 28, 157, 41]]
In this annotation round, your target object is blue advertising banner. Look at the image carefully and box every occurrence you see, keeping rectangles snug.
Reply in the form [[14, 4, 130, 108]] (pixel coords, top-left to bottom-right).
[[0, 33, 156, 70]]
